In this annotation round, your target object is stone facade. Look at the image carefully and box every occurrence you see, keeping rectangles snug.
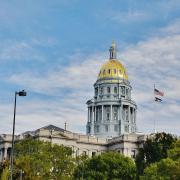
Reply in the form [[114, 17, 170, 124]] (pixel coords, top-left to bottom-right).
[[0, 125, 147, 162]]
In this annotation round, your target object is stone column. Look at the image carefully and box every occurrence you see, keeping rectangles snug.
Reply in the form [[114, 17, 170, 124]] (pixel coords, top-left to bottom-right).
[[91, 107, 94, 135], [128, 106, 130, 132], [120, 104, 124, 134], [133, 108, 135, 132], [134, 109, 137, 131], [110, 105, 113, 121], [118, 83, 121, 98], [132, 108, 134, 125], [118, 105, 120, 134], [94, 106, 96, 123], [3, 148, 7, 160], [102, 105, 104, 122], [88, 107, 90, 122]]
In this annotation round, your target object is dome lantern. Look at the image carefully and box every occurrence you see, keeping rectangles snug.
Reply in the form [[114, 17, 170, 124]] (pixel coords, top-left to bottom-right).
[[109, 41, 117, 59]]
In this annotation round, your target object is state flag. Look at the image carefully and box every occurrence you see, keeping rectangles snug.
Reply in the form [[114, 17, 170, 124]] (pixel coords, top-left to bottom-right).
[[155, 97, 162, 102]]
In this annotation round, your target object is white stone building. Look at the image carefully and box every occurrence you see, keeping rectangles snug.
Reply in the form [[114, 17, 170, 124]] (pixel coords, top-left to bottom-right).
[[0, 125, 146, 162], [0, 43, 147, 162], [86, 42, 137, 138]]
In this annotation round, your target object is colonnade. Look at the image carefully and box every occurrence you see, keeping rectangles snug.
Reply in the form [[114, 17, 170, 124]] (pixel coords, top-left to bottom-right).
[[0, 147, 11, 162], [87, 103, 136, 135]]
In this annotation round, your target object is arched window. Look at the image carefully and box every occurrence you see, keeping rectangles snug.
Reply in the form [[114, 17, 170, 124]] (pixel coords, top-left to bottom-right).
[[119, 70, 122, 74], [121, 86, 125, 96], [108, 69, 111, 74], [107, 87, 110, 93], [95, 87, 98, 96], [103, 69, 106, 75], [113, 106, 118, 120], [114, 87, 117, 94], [114, 69, 116, 74]]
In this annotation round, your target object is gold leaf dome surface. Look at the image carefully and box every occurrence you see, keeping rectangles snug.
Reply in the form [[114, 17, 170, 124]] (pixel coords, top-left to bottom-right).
[[98, 59, 128, 80]]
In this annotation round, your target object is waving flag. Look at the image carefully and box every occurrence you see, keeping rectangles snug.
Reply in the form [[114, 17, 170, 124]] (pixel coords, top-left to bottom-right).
[[154, 85, 164, 102], [154, 88, 164, 96]]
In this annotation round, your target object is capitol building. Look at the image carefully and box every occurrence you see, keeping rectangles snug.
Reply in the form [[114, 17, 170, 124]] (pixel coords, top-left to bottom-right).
[[86, 42, 137, 138], [0, 43, 147, 162]]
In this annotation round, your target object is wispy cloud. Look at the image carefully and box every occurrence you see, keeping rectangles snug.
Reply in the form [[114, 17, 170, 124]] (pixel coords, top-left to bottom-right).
[[111, 11, 148, 23], [0, 39, 49, 62]]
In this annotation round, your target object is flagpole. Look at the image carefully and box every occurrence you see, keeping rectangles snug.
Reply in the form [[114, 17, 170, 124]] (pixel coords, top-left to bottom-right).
[[153, 84, 156, 134]]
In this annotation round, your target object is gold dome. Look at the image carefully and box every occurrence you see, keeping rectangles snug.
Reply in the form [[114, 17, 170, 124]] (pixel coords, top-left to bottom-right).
[[98, 59, 128, 80], [98, 42, 128, 81]]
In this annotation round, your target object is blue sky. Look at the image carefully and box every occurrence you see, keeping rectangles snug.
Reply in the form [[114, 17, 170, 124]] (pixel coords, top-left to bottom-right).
[[0, 0, 180, 135]]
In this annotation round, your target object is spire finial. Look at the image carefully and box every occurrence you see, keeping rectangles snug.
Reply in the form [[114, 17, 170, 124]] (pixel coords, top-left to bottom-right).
[[109, 41, 117, 59]]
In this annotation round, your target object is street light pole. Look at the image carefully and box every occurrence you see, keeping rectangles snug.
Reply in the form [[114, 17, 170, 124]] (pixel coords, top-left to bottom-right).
[[10, 90, 27, 180]]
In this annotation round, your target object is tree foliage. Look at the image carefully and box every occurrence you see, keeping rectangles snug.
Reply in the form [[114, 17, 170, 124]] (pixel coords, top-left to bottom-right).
[[0, 160, 9, 180], [141, 158, 180, 180], [135, 132, 176, 177], [168, 139, 180, 161], [74, 151, 136, 180], [140, 139, 180, 180], [3, 138, 75, 180]]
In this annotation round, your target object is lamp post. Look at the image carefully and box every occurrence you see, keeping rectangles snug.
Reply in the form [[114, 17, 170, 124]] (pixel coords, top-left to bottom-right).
[[10, 90, 27, 180]]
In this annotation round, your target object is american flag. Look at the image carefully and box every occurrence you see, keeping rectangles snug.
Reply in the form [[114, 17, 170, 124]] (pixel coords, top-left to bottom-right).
[[154, 88, 164, 96]]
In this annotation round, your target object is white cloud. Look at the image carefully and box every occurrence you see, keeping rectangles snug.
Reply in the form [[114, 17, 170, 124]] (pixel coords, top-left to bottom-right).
[[161, 19, 180, 35], [0, 40, 46, 62]]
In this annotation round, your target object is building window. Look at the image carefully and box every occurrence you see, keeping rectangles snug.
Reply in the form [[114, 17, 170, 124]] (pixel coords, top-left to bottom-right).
[[92, 152, 96, 157], [126, 88, 128, 96], [106, 106, 110, 121], [125, 109, 128, 122], [100, 87, 103, 94], [108, 69, 111, 74], [107, 87, 111, 93], [87, 126, 91, 134], [103, 70, 106, 75], [107, 113, 110, 120], [96, 125, 99, 132], [105, 125, 109, 132], [125, 125, 129, 133], [114, 87, 117, 94], [114, 125, 118, 132], [95, 87, 98, 96], [113, 106, 118, 120], [83, 151, 87, 156], [121, 86, 125, 96], [119, 70, 122, 74], [114, 69, 116, 74], [131, 150, 136, 159]]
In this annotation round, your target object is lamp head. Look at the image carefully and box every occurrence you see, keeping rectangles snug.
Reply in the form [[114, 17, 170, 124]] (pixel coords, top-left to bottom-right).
[[18, 90, 27, 96]]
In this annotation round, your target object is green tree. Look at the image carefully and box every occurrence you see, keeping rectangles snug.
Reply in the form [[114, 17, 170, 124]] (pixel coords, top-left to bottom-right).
[[74, 151, 136, 180], [0, 160, 9, 180], [168, 139, 180, 161], [3, 137, 75, 180], [141, 158, 180, 180], [135, 132, 176, 177], [140, 139, 180, 180]]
